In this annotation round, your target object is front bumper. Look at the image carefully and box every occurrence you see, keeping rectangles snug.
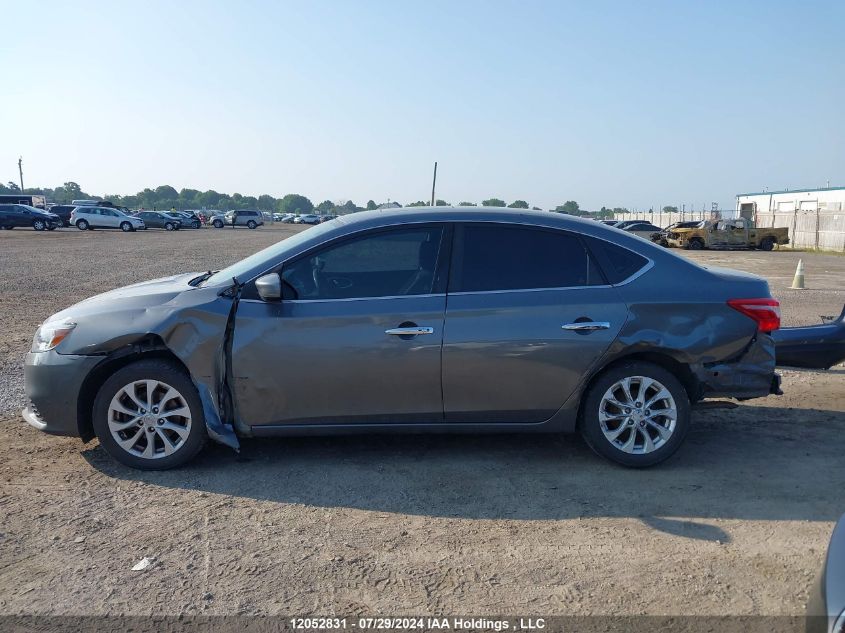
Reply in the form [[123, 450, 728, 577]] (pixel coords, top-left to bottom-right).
[[23, 350, 101, 438]]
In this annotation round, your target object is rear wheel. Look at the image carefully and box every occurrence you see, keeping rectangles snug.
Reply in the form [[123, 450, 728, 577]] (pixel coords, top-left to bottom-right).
[[686, 238, 704, 250], [759, 237, 775, 251], [76, 219, 90, 231], [92, 360, 207, 470], [579, 361, 690, 468]]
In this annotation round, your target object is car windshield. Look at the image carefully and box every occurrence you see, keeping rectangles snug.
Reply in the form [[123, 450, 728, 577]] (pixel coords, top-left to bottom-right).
[[201, 220, 338, 287]]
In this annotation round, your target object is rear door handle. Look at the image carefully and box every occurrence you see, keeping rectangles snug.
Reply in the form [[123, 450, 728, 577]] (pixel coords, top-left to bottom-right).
[[561, 321, 611, 331], [385, 326, 434, 336]]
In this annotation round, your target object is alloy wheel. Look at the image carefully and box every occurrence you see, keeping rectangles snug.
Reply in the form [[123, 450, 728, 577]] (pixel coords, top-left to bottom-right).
[[107, 379, 193, 459], [598, 376, 677, 454]]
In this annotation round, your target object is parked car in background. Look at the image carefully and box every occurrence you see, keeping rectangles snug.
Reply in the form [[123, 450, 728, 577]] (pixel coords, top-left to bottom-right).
[[293, 213, 321, 225], [22, 207, 783, 470], [49, 205, 78, 227], [807, 514, 845, 633], [281, 213, 296, 223], [651, 221, 704, 247], [170, 211, 202, 229], [620, 221, 663, 240], [611, 220, 643, 229], [319, 214, 337, 223], [0, 204, 62, 231], [71, 206, 145, 232], [209, 209, 264, 229], [600, 220, 619, 226], [135, 211, 182, 231], [272, 213, 284, 222]]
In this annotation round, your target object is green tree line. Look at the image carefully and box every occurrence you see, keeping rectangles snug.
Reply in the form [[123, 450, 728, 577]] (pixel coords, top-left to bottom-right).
[[1, 181, 608, 217]]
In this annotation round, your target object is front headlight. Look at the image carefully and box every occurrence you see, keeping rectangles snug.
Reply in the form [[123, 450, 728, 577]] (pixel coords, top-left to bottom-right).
[[32, 320, 76, 352]]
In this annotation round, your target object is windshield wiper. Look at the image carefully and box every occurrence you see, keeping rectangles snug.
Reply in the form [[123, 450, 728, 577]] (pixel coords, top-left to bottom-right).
[[189, 270, 218, 287]]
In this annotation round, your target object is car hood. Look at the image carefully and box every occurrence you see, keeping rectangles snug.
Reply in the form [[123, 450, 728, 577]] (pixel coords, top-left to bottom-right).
[[49, 272, 202, 322]]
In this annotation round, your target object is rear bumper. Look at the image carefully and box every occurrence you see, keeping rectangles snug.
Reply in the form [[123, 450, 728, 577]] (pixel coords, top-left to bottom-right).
[[773, 307, 845, 369], [692, 333, 780, 400], [24, 351, 101, 438]]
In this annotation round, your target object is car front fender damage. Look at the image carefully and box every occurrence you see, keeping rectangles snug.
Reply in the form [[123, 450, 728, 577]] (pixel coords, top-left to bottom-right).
[[60, 286, 243, 451]]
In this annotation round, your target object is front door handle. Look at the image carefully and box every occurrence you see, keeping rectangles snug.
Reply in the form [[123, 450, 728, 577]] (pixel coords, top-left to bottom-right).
[[385, 326, 434, 336], [561, 321, 611, 331]]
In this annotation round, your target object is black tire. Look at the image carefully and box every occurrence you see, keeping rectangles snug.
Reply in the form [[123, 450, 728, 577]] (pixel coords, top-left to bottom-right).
[[165, 222, 175, 231], [213, 219, 224, 228], [47, 226, 57, 231], [759, 237, 775, 251], [120, 221, 133, 232], [92, 359, 208, 470], [686, 238, 704, 250], [192, 220, 200, 229], [76, 219, 90, 231], [579, 361, 691, 468], [32, 219, 46, 231], [2, 225, 14, 230], [247, 220, 257, 229]]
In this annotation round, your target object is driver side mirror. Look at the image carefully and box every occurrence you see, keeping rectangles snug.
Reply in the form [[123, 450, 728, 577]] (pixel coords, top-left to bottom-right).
[[255, 273, 282, 301]]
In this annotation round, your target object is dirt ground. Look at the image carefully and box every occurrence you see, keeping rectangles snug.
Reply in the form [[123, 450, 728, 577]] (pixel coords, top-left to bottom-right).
[[0, 224, 843, 617]]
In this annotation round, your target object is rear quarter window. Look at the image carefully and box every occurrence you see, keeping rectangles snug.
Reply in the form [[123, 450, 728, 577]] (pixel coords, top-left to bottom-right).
[[583, 235, 650, 284]]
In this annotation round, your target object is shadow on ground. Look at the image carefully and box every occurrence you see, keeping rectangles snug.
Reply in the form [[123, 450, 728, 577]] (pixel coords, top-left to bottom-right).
[[83, 405, 845, 542]]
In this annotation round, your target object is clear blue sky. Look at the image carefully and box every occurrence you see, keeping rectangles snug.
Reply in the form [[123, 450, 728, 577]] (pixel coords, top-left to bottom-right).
[[2, 0, 843, 210]]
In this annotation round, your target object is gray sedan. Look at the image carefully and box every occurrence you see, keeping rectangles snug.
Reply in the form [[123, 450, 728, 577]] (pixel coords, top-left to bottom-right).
[[808, 514, 845, 633], [23, 207, 782, 470]]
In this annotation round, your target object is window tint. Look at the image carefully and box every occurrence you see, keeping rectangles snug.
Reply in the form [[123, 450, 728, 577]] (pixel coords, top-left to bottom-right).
[[454, 224, 604, 292], [281, 227, 444, 300], [582, 235, 649, 284]]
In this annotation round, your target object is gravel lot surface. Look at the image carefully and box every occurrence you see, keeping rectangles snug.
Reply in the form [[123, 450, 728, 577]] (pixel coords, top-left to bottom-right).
[[0, 225, 843, 617]]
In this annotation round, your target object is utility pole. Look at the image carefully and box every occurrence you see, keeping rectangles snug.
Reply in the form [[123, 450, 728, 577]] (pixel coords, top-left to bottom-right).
[[430, 161, 437, 207], [18, 156, 24, 191]]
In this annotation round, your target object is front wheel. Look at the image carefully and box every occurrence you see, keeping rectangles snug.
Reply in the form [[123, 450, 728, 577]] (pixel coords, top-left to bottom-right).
[[120, 221, 133, 232], [92, 360, 208, 470], [32, 219, 46, 231], [165, 222, 175, 231], [579, 361, 691, 468], [213, 219, 224, 228], [686, 238, 704, 250], [192, 220, 200, 229], [247, 220, 257, 229]]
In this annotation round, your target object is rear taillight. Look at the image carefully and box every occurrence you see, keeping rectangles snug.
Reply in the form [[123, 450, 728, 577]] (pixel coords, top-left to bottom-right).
[[727, 298, 781, 332]]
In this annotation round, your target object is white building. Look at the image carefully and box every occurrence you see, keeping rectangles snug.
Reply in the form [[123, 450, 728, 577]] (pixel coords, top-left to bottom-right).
[[737, 186, 845, 251], [736, 186, 845, 220]]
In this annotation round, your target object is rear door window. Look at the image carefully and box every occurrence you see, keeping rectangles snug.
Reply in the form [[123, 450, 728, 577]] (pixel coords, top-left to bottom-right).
[[451, 224, 605, 292], [582, 235, 650, 284]]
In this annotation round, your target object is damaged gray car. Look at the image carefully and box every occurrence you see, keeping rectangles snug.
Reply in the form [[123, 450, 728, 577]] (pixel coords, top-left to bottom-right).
[[23, 207, 783, 470]]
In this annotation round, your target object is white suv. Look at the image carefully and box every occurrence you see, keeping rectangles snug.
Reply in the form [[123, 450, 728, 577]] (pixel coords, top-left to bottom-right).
[[71, 207, 145, 232]]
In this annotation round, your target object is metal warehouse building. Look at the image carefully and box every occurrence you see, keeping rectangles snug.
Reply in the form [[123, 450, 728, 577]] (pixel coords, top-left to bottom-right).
[[736, 186, 845, 252]]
